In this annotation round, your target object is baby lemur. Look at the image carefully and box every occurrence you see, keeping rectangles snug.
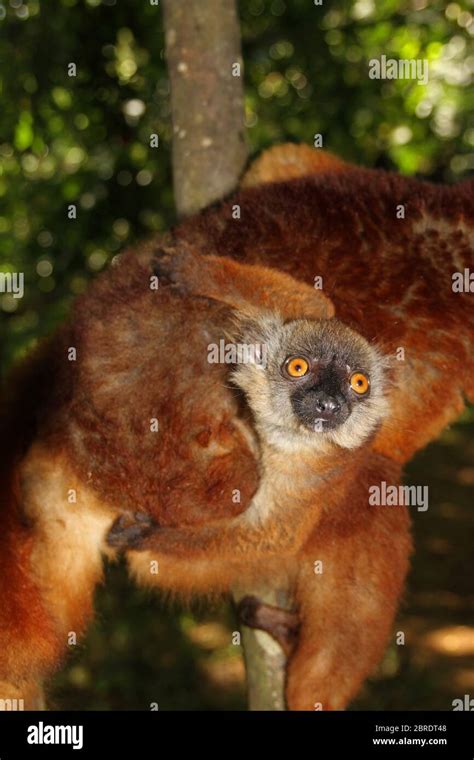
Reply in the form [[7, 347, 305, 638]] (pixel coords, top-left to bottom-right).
[[107, 246, 411, 710]]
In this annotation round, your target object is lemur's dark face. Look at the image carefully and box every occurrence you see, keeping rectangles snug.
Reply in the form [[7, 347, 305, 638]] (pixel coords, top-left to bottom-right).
[[233, 317, 388, 451], [285, 351, 369, 432]]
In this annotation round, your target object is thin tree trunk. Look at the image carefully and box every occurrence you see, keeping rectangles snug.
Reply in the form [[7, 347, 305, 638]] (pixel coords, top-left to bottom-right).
[[162, 0, 247, 217], [161, 0, 292, 709]]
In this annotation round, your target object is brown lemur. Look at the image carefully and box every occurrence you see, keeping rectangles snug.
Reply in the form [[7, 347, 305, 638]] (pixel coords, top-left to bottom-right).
[[107, 246, 411, 711], [0, 237, 409, 712], [6, 141, 471, 710]]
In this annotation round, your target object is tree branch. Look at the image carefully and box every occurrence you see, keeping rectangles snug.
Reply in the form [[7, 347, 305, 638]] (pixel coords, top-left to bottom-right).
[[162, 0, 292, 710], [162, 0, 248, 217]]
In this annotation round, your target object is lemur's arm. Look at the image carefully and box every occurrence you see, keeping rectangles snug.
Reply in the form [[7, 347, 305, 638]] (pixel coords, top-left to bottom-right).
[[107, 472, 328, 559], [151, 242, 334, 321]]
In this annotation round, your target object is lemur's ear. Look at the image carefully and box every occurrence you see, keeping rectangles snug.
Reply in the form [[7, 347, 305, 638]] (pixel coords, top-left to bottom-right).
[[237, 263, 335, 322], [224, 307, 283, 346]]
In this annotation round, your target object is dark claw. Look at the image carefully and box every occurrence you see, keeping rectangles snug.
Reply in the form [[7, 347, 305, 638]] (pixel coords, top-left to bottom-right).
[[152, 247, 179, 284], [107, 511, 157, 550], [237, 595, 300, 656]]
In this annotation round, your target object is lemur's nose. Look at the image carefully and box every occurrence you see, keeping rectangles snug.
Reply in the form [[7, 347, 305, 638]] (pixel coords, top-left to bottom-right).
[[314, 393, 341, 418]]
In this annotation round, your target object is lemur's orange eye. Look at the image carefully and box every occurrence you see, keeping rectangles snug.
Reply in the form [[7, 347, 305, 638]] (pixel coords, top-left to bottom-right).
[[285, 356, 310, 378], [350, 372, 370, 395]]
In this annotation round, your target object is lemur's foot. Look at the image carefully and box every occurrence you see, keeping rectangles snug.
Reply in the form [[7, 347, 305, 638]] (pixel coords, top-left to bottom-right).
[[237, 595, 300, 656], [151, 241, 199, 292], [107, 511, 157, 550]]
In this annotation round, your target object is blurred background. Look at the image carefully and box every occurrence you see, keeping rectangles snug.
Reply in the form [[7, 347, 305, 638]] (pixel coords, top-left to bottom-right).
[[0, 0, 473, 709]]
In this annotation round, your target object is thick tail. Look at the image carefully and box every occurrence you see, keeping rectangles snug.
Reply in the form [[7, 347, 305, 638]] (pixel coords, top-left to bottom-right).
[[0, 338, 65, 707]]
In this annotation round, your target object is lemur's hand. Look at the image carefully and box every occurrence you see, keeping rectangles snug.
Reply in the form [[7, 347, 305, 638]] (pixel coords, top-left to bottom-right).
[[107, 511, 158, 550], [237, 596, 300, 656], [151, 242, 199, 293], [107, 514, 209, 557]]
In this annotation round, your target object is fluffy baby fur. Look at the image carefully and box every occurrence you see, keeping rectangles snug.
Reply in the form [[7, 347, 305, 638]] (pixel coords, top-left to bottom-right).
[[0, 143, 472, 710]]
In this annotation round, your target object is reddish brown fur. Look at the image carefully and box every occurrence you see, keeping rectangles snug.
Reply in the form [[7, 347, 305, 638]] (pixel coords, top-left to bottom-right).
[[0, 144, 472, 709], [174, 148, 474, 462], [115, 246, 411, 710], [0, 341, 64, 705]]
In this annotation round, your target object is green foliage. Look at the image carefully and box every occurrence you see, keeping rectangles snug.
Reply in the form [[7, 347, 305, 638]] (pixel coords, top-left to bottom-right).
[[0, 0, 472, 709], [241, 0, 474, 173], [1, 0, 173, 369]]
